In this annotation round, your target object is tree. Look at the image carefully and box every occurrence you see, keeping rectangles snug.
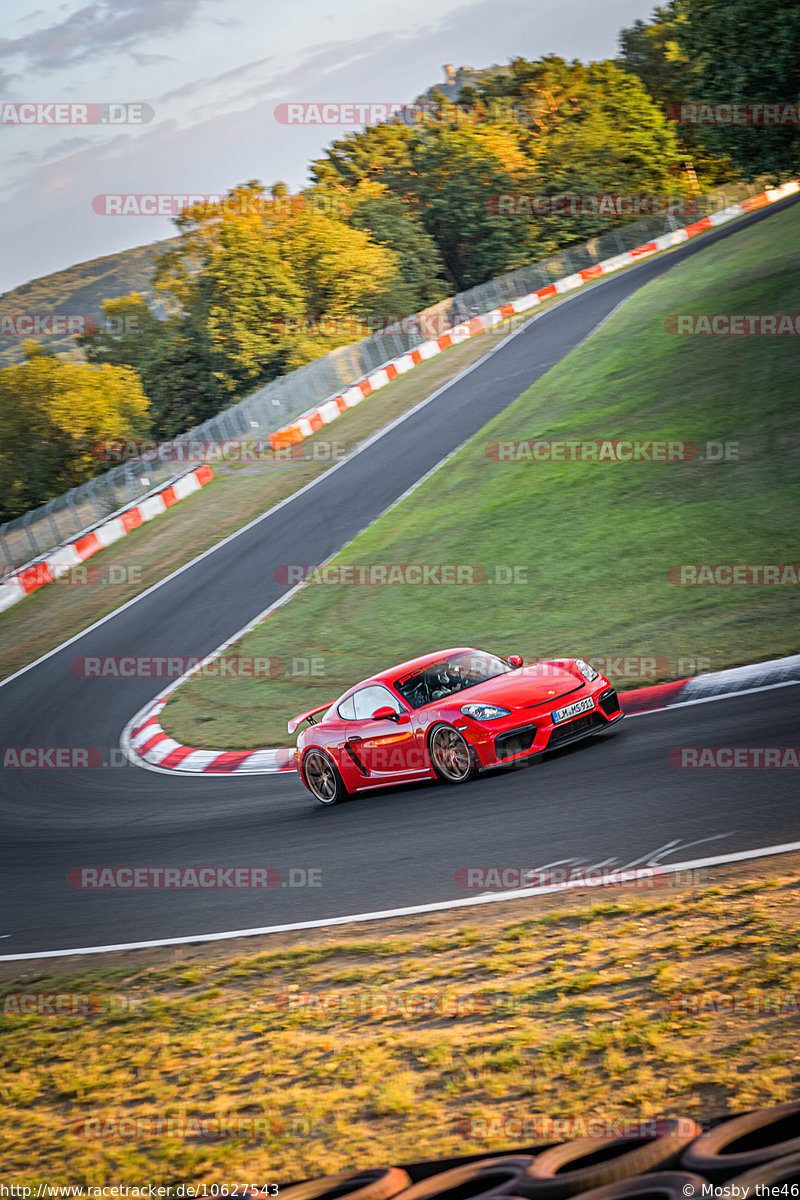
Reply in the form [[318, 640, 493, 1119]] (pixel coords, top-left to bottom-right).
[[521, 62, 691, 251], [85, 183, 409, 435], [0, 344, 150, 521], [673, 0, 800, 179], [310, 123, 416, 192], [388, 125, 534, 290], [536, 61, 683, 185], [79, 293, 225, 439], [474, 56, 585, 148], [618, 3, 735, 185], [619, 3, 693, 110], [306, 55, 707, 287], [336, 186, 448, 313], [271, 197, 398, 321]]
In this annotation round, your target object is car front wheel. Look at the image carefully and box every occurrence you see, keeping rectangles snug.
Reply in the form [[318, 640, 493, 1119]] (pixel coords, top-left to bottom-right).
[[428, 725, 477, 784]]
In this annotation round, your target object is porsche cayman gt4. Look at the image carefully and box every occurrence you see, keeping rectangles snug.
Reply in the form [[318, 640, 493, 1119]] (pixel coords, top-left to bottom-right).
[[289, 647, 623, 804]]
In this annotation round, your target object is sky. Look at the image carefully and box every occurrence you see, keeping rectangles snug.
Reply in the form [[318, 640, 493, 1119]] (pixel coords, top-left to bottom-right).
[[0, 0, 660, 295]]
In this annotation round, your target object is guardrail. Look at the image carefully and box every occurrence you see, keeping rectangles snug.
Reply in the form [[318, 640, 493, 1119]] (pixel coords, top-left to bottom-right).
[[0, 178, 786, 575], [0, 465, 214, 614]]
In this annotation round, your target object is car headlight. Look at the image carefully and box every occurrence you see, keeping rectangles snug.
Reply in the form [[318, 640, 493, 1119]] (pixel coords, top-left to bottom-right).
[[460, 703, 511, 721], [575, 658, 599, 682]]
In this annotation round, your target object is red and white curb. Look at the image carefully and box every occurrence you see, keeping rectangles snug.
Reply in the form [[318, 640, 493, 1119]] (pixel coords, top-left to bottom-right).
[[0, 465, 214, 613], [264, 181, 800, 456], [125, 654, 800, 777], [127, 694, 295, 774]]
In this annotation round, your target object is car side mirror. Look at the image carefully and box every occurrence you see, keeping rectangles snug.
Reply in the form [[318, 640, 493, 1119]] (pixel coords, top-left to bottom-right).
[[371, 706, 409, 723], [507, 655, 524, 668]]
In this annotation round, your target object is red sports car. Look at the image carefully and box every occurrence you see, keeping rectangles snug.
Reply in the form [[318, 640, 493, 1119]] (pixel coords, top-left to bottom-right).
[[289, 647, 623, 804]]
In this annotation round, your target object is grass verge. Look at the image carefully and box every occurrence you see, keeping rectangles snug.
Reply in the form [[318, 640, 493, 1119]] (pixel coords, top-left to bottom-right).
[[161, 202, 800, 751], [2, 854, 799, 1183]]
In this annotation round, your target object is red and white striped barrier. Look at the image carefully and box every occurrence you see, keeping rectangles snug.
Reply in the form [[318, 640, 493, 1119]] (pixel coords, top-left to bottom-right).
[[5, 180, 797, 615], [265, 180, 800, 456], [125, 654, 800, 776], [0, 465, 214, 613]]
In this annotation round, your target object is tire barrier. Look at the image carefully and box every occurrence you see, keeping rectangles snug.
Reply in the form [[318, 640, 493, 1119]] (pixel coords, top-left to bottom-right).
[[681, 1099, 800, 1182], [244, 1101, 800, 1198], [726, 1152, 800, 1187], [276, 1166, 413, 1200], [520, 1174, 709, 1200], [515, 1118, 704, 1198], [363, 1156, 537, 1200]]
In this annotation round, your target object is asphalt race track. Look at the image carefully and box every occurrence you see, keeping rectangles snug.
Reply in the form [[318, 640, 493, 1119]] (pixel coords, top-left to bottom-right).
[[1, 197, 798, 958]]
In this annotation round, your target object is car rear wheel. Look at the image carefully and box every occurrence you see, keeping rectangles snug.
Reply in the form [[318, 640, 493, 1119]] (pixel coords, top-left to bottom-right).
[[428, 725, 476, 784], [302, 750, 349, 805]]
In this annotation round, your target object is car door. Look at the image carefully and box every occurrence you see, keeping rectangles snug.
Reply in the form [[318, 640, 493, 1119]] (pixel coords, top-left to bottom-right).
[[345, 685, 426, 779]]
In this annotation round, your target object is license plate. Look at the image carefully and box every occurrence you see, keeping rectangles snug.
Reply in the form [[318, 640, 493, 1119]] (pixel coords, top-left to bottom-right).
[[552, 695, 595, 724]]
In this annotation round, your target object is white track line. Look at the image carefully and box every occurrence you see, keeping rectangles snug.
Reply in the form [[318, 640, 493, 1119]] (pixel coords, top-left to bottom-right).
[[121, 287, 661, 776], [3, 840, 800, 961], [625, 679, 800, 716], [3, 214, 798, 960], [0, 252, 683, 697]]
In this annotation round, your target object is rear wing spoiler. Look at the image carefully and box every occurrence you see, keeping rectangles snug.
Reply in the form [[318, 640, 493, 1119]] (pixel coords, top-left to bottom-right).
[[287, 702, 334, 735]]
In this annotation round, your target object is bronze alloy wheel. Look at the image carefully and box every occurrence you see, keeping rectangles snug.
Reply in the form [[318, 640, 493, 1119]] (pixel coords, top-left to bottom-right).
[[429, 725, 475, 783], [302, 750, 347, 805]]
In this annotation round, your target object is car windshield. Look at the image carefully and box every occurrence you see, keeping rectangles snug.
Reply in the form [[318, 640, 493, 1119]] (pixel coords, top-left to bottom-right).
[[393, 651, 513, 709]]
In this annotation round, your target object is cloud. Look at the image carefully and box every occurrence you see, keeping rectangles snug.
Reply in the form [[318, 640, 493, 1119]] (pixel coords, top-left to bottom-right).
[[130, 50, 175, 67], [156, 53, 274, 105], [166, 29, 434, 125], [0, 0, 659, 293], [0, 0, 205, 75]]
